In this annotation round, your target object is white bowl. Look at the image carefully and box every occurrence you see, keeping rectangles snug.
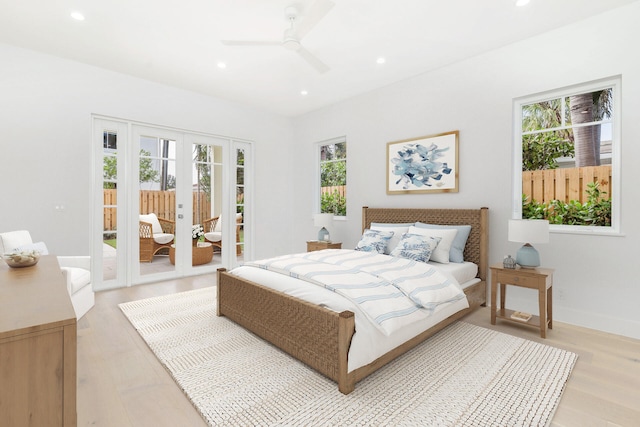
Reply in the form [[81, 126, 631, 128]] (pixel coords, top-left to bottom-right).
[[2, 251, 40, 268]]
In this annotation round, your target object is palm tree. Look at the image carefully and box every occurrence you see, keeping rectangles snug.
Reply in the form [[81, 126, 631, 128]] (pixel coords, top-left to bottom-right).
[[569, 89, 612, 167]]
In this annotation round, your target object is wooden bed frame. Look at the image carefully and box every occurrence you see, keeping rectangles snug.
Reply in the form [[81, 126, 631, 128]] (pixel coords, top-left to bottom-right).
[[217, 206, 488, 394]]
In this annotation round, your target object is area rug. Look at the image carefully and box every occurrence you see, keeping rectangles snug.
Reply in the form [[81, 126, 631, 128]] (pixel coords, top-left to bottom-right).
[[119, 287, 577, 426]]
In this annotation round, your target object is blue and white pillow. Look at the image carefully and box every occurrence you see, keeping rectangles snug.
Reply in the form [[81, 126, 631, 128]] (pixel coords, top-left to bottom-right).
[[370, 222, 413, 254], [390, 233, 441, 263], [354, 229, 394, 254]]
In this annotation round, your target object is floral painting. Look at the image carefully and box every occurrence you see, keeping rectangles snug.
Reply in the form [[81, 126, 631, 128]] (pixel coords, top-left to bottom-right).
[[387, 131, 459, 194]]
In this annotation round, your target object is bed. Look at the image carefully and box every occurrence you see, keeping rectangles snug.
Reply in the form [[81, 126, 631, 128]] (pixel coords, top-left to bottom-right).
[[216, 206, 488, 394]]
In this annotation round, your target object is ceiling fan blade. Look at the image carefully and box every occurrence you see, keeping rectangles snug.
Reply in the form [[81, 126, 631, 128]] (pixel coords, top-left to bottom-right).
[[221, 40, 281, 47], [296, 46, 330, 74], [296, 0, 335, 40]]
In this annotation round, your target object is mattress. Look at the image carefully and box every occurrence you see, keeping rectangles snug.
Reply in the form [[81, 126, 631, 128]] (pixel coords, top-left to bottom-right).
[[229, 256, 475, 372], [427, 260, 479, 288]]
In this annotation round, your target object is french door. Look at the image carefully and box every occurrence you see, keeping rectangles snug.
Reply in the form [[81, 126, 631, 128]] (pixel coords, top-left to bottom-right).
[[93, 117, 250, 290]]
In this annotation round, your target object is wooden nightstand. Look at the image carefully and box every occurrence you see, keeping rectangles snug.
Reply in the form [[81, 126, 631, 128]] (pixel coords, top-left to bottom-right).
[[306, 241, 342, 252], [490, 263, 554, 338]]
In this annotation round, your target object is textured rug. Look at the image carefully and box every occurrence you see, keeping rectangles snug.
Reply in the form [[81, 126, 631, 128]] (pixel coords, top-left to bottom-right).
[[119, 287, 577, 426]]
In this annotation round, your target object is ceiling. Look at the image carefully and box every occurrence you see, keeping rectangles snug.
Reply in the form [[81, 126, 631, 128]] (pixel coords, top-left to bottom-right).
[[1, 0, 637, 117]]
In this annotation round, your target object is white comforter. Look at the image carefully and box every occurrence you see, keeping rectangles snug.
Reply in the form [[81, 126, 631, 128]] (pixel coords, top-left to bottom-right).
[[244, 249, 466, 336], [232, 249, 471, 372]]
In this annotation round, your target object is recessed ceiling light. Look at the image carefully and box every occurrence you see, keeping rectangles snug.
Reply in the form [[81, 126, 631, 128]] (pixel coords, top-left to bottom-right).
[[300, 90, 308, 96], [217, 62, 227, 69], [515, 0, 530, 6], [70, 11, 85, 21], [376, 57, 386, 65]]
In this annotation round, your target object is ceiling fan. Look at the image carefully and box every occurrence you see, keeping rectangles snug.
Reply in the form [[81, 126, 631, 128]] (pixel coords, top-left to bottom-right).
[[221, 0, 335, 74]]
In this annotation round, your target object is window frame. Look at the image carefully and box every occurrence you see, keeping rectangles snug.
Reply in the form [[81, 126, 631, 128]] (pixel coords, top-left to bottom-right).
[[512, 76, 621, 235], [315, 136, 347, 219]]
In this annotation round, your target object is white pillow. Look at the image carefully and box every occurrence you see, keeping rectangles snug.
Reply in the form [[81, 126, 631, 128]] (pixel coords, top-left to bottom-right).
[[370, 223, 413, 254], [140, 213, 163, 234], [214, 215, 222, 232], [407, 226, 458, 264]]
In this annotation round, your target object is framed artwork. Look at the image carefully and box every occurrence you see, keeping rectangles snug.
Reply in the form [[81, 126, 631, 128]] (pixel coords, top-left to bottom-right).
[[387, 130, 459, 194]]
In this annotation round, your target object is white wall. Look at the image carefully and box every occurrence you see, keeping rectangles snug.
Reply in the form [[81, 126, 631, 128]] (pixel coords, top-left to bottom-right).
[[2, 4, 638, 340], [0, 42, 294, 260], [291, 3, 640, 339]]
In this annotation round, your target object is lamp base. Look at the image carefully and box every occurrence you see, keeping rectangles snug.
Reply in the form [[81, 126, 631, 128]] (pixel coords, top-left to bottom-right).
[[318, 227, 330, 242], [515, 243, 540, 268]]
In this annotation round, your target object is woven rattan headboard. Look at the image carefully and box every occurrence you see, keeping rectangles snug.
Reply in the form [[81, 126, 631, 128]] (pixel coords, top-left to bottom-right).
[[361, 207, 489, 281]]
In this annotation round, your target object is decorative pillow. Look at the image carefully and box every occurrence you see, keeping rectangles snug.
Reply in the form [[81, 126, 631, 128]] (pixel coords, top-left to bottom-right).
[[354, 229, 394, 254], [414, 222, 471, 263], [407, 226, 458, 264], [370, 223, 413, 255], [140, 213, 163, 234], [390, 233, 441, 263]]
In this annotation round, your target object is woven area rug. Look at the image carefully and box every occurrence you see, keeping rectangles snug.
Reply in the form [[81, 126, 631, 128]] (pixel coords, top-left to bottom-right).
[[119, 287, 577, 426]]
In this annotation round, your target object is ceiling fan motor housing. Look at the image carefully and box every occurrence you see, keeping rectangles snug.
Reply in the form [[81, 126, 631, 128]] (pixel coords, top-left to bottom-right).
[[283, 28, 301, 50]]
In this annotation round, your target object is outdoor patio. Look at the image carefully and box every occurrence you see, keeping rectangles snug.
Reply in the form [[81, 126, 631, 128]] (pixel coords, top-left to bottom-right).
[[102, 243, 233, 281]]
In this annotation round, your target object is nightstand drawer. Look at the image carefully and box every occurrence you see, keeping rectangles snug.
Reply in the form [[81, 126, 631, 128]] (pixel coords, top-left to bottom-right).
[[495, 271, 538, 287], [307, 241, 342, 252]]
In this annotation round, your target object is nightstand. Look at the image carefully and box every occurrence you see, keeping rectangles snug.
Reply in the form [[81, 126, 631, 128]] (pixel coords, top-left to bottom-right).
[[490, 264, 554, 338], [306, 241, 342, 252]]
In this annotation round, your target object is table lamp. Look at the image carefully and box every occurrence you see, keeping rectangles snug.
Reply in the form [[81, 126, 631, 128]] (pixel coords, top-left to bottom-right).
[[508, 219, 549, 268], [314, 213, 333, 242]]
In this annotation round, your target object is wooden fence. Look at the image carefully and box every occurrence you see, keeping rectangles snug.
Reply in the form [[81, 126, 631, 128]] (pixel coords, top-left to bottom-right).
[[103, 190, 211, 231], [522, 165, 611, 205], [321, 185, 346, 197]]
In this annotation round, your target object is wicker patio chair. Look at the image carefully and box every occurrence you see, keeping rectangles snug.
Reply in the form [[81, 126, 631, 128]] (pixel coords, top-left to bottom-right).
[[203, 213, 242, 255], [139, 213, 175, 262]]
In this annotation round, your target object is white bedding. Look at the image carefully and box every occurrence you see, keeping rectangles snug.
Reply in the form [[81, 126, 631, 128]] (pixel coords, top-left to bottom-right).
[[427, 261, 478, 287], [229, 250, 476, 372]]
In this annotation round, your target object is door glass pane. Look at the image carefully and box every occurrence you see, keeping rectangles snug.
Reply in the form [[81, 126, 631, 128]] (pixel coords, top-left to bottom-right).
[[193, 143, 215, 268], [102, 131, 118, 281], [139, 136, 176, 274], [236, 148, 245, 260]]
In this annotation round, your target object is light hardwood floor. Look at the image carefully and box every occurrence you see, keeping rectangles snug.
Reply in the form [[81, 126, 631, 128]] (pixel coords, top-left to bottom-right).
[[77, 276, 640, 427]]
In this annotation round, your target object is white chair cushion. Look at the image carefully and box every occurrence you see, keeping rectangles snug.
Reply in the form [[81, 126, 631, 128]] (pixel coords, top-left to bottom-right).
[[204, 231, 222, 242], [153, 233, 174, 245], [60, 267, 91, 294], [140, 213, 163, 234], [0, 230, 33, 253]]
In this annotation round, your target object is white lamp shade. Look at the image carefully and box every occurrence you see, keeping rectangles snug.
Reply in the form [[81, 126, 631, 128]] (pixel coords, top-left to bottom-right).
[[314, 213, 333, 228], [508, 219, 549, 244]]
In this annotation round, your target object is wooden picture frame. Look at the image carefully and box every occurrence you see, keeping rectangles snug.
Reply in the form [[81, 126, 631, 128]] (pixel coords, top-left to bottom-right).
[[387, 130, 459, 194]]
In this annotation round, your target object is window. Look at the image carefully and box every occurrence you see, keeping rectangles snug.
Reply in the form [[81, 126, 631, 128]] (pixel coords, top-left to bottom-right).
[[103, 131, 117, 150], [513, 77, 620, 233], [318, 138, 347, 216]]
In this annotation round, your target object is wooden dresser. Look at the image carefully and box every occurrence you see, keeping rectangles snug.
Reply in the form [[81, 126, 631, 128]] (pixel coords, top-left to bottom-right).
[[0, 255, 77, 426]]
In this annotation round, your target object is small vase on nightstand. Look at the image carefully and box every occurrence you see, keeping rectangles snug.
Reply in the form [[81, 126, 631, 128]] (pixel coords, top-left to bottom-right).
[[503, 255, 516, 269]]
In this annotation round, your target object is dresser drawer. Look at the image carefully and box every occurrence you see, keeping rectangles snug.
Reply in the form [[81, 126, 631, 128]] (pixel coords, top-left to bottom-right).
[[496, 271, 539, 287]]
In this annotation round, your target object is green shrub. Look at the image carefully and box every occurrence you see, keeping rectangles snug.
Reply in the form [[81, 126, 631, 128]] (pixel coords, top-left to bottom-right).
[[522, 182, 611, 226], [321, 190, 346, 216]]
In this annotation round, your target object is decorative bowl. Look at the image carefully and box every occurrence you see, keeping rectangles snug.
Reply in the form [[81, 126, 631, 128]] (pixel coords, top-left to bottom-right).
[[2, 250, 40, 268]]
